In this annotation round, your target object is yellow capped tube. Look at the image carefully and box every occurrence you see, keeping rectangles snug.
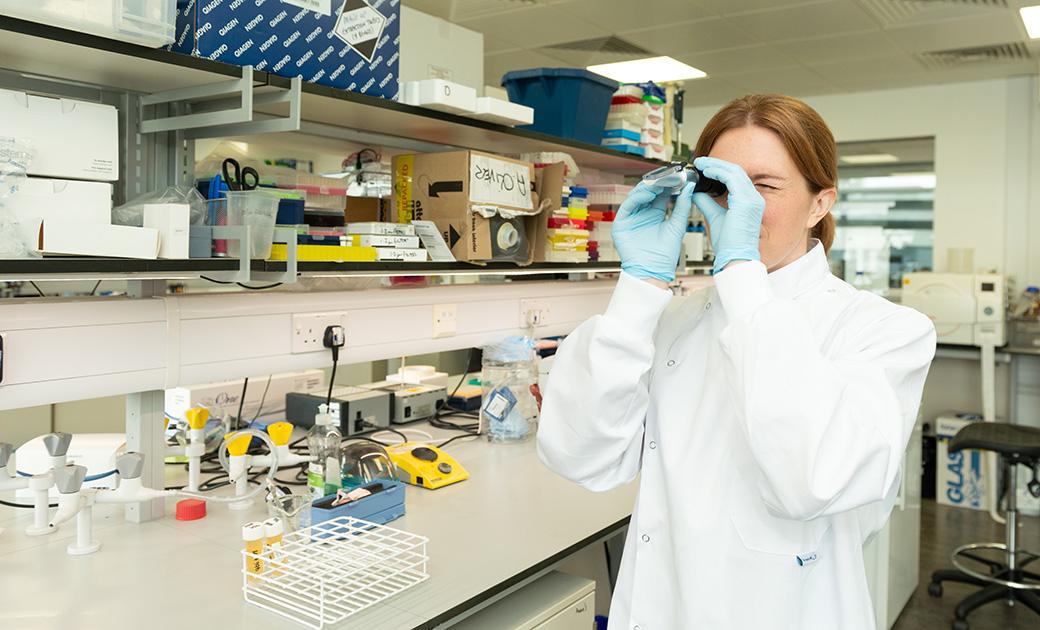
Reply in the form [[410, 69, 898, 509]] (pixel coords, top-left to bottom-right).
[[263, 517, 285, 577], [242, 522, 265, 581]]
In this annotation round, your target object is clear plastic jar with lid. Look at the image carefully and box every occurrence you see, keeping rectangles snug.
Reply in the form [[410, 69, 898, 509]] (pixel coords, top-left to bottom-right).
[[481, 336, 539, 443]]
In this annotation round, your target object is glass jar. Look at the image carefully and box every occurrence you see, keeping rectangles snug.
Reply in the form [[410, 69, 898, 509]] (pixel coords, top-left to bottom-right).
[[481, 336, 539, 443]]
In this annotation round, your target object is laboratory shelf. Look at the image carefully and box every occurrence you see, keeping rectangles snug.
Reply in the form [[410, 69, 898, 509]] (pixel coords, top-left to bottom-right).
[[0, 257, 242, 281], [0, 17, 665, 175], [254, 260, 629, 277]]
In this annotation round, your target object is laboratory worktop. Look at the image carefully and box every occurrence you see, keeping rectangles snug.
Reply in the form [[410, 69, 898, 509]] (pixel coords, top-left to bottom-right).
[[0, 424, 636, 629]]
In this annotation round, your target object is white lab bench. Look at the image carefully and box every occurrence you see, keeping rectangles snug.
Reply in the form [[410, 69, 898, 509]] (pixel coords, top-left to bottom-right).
[[0, 423, 635, 629]]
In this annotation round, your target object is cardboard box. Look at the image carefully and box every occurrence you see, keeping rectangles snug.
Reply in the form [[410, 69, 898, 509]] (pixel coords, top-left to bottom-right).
[[144, 203, 191, 259], [936, 413, 989, 511], [530, 162, 566, 263], [392, 150, 545, 262], [5, 179, 112, 242], [170, 0, 400, 99], [165, 370, 325, 422], [0, 89, 118, 181], [38, 222, 160, 259], [344, 196, 391, 223]]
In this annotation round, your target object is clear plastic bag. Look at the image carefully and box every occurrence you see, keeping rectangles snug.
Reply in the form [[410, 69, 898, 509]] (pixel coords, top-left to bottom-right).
[[112, 185, 209, 227], [0, 137, 38, 259], [481, 335, 539, 443]]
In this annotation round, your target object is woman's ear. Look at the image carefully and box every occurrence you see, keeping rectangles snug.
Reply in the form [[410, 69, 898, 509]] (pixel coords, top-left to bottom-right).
[[806, 187, 837, 228]]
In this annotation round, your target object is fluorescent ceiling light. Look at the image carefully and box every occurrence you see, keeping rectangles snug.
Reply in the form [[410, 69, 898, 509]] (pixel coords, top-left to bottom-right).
[[587, 56, 707, 83], [840, 154, 900, 165], [1021, 5, 1040, 39]]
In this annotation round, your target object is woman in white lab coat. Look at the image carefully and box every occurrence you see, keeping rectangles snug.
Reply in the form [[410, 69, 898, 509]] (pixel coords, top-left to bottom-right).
[[536, 94, 937, 629]]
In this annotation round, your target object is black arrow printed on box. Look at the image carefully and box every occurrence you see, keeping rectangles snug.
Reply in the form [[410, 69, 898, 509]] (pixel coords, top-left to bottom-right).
[[449, 226, 461, 249], [428, 181, 464, 198]]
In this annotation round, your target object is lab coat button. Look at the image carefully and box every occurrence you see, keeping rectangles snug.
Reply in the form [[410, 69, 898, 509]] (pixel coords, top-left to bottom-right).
[[649, 441, 657, 450], [705, 302, 712, 310], [641, 534, 650, 543], [667, 360, 675, 367]]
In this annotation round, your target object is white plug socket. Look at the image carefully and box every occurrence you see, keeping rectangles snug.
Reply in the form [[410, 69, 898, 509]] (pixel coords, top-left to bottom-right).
[[432, 304, 457, 339], [292, 313, 348, 354]]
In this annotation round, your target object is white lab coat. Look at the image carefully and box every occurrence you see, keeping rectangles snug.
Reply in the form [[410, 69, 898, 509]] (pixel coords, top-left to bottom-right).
[[537, 243, 936, 630]]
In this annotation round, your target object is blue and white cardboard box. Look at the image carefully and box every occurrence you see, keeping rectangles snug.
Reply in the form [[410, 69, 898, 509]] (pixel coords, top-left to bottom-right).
[[170, 0, 400, 99], [936, 412, 989, 511]]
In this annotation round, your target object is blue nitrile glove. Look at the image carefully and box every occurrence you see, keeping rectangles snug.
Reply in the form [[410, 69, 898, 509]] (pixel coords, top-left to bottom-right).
[[692, 157, 766, 275], [612, 181, 696, 283]]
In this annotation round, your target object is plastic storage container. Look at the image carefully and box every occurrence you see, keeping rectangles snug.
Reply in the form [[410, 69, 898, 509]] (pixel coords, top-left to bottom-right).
[[0, 0, 178, 47], [225, 191, 279, 259], [481, 336, 539, 443], [502, 68, 618, 144]]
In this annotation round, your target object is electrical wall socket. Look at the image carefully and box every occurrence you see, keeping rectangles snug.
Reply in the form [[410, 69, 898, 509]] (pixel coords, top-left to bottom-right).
[[432, 304, 457, 339], [519, 299, 550, 327], [292, 312, 348, 354]]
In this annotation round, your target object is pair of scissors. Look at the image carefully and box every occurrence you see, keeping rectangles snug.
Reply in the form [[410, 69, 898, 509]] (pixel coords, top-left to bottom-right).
[[221, 158, 260, 191]]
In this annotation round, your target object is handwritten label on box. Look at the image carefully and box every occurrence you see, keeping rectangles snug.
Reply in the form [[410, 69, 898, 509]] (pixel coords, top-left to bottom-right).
[[469, 154, 533, 211]]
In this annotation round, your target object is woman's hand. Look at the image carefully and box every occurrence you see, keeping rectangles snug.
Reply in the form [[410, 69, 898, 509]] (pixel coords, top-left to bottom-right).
[[611, 181, 697, 283], [692, 157, 765, 275]]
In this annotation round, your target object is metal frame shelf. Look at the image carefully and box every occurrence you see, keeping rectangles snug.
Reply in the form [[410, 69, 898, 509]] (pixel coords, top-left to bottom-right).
[[0, 17, 665, 175]]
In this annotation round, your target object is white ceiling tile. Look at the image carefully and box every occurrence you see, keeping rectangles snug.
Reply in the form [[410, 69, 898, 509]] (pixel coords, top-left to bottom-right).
[[772, 30, 902, 65], [458, 5, 610, 48], [695, 0, 834, 16], [535, 48, 648, 67], [400, 0, 453, 20], [806, 53, 927, 87], [680, 77, 748, 106], [558, 0, 713, 32], [885, 12, 1026, 54], [725, 65, 840, 96], [920, 60, 1040, 84], [678, 44, 801, 76], [449, 0, 576, 22], [483, 49, 573, 86], [621, 17, 758, 55], [857, 0, 1011, 28], [724, 1, 882, 43]]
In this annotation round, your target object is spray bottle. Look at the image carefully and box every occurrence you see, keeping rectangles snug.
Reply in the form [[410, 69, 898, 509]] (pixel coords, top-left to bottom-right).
[[306, 404, 341, 500]]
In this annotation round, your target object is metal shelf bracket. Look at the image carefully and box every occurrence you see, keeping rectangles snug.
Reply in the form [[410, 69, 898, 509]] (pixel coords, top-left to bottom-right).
[[138, 66, 301, 138], [251, 228, 298, 285]]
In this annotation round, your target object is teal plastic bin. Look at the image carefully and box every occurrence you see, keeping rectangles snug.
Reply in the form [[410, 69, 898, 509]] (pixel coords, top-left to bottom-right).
[[502, 68, 618, 144]]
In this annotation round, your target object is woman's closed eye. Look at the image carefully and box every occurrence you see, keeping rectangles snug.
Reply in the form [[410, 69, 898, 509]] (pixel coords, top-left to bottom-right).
[[755, 183, 779, 191]]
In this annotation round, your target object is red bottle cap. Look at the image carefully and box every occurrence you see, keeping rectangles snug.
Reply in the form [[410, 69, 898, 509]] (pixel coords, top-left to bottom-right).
[[176, 498, 207, 521]]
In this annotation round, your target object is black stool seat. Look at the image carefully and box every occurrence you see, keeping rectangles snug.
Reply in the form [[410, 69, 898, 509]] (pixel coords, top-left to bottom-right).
[[949, 422, 1040, 462]]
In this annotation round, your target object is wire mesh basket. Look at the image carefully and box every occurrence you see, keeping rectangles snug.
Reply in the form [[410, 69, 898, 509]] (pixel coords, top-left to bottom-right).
[[242, 516, 429, 629]]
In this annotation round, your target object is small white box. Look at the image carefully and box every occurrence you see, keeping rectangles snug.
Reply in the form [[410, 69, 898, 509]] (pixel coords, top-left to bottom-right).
[[470, 97, 534, 126], [346, 222, 417, 237], [0, 89, 118, 181], [165, 370, 326, 423], [401, 79, 477, 114], [4, 178, 112, 244], [38, 222, 160, 259], [144, 203, 191, 259], [683, 231, 705, 262], [936, 413, 989, 511], [348, 234, 421, 248], [375, 248, 429, 261]]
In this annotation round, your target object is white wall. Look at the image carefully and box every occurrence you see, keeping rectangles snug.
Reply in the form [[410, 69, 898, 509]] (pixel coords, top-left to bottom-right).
[[684, 75, 1040, 288]]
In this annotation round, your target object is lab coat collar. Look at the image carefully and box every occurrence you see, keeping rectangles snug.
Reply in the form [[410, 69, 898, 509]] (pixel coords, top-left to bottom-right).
[[766, 240, 831, 299]]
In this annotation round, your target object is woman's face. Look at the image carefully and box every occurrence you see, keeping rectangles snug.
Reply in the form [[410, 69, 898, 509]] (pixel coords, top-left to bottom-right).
[[707, 124, 836, 271]]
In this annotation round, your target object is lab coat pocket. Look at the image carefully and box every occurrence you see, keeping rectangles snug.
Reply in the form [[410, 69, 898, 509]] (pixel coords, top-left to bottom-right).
[[730, 497, 831, 558]]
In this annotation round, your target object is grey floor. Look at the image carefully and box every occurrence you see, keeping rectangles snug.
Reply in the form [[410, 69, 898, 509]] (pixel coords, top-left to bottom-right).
[[892, 500, 1040, 630]]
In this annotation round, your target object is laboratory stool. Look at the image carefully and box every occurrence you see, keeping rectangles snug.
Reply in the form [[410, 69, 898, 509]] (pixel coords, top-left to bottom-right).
[[927, 422, 1040, 630]]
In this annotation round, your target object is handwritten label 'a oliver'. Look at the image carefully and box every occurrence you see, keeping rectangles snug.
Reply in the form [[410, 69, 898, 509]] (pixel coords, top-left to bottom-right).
[[469, 155, 533, 210]]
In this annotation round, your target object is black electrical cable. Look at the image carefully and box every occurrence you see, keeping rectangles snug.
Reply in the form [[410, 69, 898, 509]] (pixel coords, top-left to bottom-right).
[[90, 280, 102, 296], [29, 281, 46, 297], [246, 375, 273, 428], [326, 354, 338, 407], [0, 497, 57, 509], [436, 432, 479, 450], [236, 377, 249, 430], [199, 276, 282, 291]]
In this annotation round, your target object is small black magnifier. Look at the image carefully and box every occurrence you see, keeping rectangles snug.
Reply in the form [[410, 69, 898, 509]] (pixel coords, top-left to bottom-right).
[[641, 162, 728, 198]]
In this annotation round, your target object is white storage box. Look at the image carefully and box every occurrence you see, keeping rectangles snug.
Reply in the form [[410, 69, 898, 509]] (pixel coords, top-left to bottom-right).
[[0, 88, 118, 181], [684, 231, 705, 262], [4, 178, 112, 237], [375, 248, 428, 262], [936, 413, 989, 511], [401, 79, 477, 114], [37, 222, 160, 259], [470, 97, 534, 126], [587, 184, 632, 206], [0, 0, 177, 47], [144, 203, 190, 260], [165, 370, 325, 423]]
